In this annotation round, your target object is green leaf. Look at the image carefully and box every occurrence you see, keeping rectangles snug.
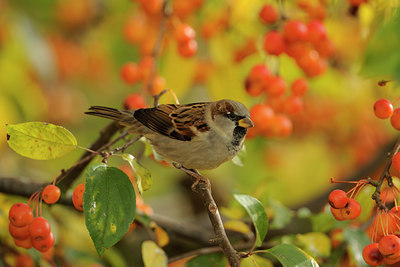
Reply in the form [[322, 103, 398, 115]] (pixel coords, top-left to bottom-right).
[[361, 9, 400, 80], [343, 228, 370, 267], [267, 197, 293, 230], [186, 253, 226, 267], [296, 232, 331, 259], [6, 122, 77, 160], [241, 254, 273, 267], [84, 163, 136, 256], [122, 153, 152, 194], [266, 244, 319, 267], [142, 241, 167, 267], [310, 210, 338, 233], [234, 194, 268, 247]]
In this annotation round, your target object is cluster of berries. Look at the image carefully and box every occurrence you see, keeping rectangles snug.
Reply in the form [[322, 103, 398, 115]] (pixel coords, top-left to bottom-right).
[[8, 203, 54, 252], [245, 66, 309, 138], [363, 227, 400, 265], [328, 189, 361, 221], [260, 4, 334, 77], [244, 3, 334, 139]]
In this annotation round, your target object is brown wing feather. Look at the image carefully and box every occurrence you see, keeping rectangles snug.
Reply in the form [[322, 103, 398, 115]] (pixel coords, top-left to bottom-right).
[[134, 103, 209, 141]]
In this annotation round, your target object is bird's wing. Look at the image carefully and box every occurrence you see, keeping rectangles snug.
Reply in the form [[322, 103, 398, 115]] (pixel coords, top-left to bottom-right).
[[134, 103, 209, 141]]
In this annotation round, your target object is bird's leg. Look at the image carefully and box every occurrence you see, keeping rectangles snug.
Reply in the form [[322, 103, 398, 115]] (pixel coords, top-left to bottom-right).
[[173, 163, 211, 191]]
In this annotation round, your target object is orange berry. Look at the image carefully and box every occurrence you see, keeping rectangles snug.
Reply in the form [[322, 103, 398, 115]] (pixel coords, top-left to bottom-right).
[[340, 199, 361, 220], [9, 203, 33, 227], [362, 243, 384, 266], [42, 185, 61, 204], [328, 189, 348, 209], [72, 183, 85, 211]]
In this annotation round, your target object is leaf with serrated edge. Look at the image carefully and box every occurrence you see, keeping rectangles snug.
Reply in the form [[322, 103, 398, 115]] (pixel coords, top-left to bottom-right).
[[6, 122, 77, 160], [142, 240, 167, 267], [122, 153, 152, 194], [84, 163, 135, 256], [267, 244, 319, 267], [234, 194, 268, 247]]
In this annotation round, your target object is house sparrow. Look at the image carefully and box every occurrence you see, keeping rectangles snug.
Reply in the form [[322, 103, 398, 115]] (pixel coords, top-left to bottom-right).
[[86, 99, 253, 170]]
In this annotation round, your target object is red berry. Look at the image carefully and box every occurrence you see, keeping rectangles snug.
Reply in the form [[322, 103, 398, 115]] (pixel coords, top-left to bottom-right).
[[284, 96, 303, 114], [245, 78, 264, 97], [14, 237, 33, 249], [362, 243, 384, 266], [269, 114, 293, 137], [29, 217, 51, 241], [245, 65, 271, 97], [286, 42, 309, 58], [391, 108, 400, 130], [340, 199, 361, 220], [249, 65, 271, 81], [72, 183, 85, 212], [392, 152, 400, 173], [123, 93, 147, 110], [263, 31, 286, 56], [178, 39, 198, 58], [307, 20, 327, 45], [374, 99, 393, 119], [283, 20, 308, 43], [379, 235, 400, 258], [9, 223, 30, 240], [384, 255, 400, 265], [32, 231, 54, 252], [174, 23, 196, 43], [314, 39, 335, 58], [120, 62, 141, 85], [328, 189, 348, 209], [296, 50, 327, 77], [291, 78, 308, 96], [250, 104, 274, 133], [42, 185, 61, 204], [265, 76, 286, 97], [15, 254, 35, 267], [330, 206, 346, 221], [9, 203, 33, 227], [259, 5, 278, 24]]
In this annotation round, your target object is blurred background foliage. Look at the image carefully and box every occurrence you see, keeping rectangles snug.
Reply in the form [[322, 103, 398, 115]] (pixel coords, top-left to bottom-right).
[[1, 0, 400, 266]]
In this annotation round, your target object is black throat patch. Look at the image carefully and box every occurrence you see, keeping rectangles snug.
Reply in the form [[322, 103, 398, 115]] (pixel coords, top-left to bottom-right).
[[231, 126, 247, 147]]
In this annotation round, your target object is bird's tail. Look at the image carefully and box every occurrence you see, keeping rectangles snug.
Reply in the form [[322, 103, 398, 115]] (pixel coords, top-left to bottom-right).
[[85, 106, 136, 126]]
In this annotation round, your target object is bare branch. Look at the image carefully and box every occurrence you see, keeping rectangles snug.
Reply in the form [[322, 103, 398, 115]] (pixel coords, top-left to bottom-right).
[[174, 166, 241, 266]]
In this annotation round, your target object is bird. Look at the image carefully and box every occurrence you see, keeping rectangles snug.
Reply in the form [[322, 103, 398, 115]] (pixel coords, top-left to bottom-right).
[[85, 99, 254, 170]]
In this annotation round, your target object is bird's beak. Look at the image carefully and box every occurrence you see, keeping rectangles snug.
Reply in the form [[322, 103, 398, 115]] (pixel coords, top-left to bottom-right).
[[238, 117, 254, 128]]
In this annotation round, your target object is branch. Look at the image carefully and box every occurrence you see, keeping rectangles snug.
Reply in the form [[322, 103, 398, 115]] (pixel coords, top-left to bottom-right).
[[371, 135, 400, 210], [174, 166, 241, 266], [57, 121, 121, 190]]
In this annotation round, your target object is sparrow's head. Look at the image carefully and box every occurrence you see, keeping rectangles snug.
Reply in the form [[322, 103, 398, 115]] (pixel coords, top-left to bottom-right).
[[210, 100, 254, 136]]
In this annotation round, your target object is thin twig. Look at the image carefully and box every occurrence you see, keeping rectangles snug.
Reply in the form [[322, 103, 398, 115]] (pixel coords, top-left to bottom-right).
[[146, 0, 170, 94]]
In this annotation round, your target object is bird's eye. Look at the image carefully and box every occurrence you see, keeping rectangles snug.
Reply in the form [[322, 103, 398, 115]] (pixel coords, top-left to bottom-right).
[[225, 112, 237, 120]]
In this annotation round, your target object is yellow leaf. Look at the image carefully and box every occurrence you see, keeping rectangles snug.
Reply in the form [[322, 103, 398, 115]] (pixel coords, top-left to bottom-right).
[[6, 122, 77, 160], [154, 225, 170, 247], [224, 220, 251, 234], [142, 240, 168, 267]]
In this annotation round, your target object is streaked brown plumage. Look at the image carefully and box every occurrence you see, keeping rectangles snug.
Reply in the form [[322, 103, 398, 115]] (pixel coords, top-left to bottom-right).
[[86, 99, 253, 170]]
